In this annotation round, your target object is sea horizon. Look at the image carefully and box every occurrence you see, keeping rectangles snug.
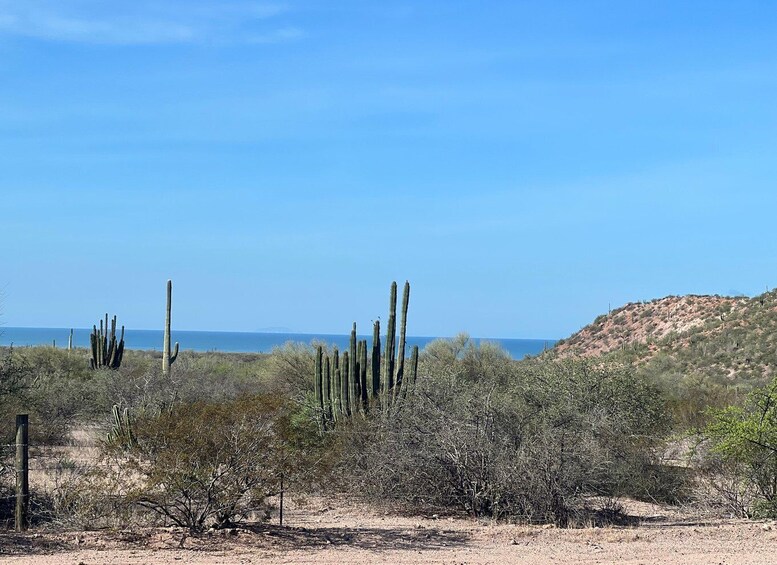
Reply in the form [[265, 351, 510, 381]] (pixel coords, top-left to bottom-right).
[[0, 326, 556, 360]]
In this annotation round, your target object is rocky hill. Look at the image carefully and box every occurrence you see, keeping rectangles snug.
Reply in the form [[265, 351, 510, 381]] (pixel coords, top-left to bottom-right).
[[552, 289, 777, 387], [554, 295, 748, 357]]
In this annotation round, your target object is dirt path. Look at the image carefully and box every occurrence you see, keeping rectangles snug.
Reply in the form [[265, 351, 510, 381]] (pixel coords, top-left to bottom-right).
[[2, 498, 775, 564]]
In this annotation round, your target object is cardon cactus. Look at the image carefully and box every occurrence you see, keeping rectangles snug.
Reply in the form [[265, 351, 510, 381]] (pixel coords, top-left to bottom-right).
[[394, 281, 410, 395], [371, 320, 381, 397], [350, 323, 359, 411], [162, 279, 179, 377], [314, 281, 417, 429], [324, 355, 332, 422], [315, 345, 324, 425], [384, 282, 397, 392], [341, 351, 351, 417], [89, 314, 125, 370], [359, 339, 368, 410]]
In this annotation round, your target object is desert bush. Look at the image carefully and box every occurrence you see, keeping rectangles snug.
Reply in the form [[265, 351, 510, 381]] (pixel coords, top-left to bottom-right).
[[338, 341, 674, 526], [114, 394, 322, 531], [0, 347, 33, 402], [48, 461, 139, 529], [1, 347, 276, 443], [264, 342, 317, 398], [695, 453, 758, 518]]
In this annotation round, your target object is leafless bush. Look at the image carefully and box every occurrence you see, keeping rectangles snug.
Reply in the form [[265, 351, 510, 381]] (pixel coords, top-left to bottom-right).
[[337, 340, 675, 526], [48, 461, 140, 529]]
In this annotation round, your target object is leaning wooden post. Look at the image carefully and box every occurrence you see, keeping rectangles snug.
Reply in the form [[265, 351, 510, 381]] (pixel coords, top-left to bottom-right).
[[15, 414, 29, 532]]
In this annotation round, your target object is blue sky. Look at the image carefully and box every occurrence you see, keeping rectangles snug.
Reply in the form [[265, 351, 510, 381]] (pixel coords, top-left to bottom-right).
[[1, 1, 776, 338]]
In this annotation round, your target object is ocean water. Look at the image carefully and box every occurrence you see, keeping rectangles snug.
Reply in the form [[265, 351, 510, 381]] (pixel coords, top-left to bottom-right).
[[0, 327, 555, 360]]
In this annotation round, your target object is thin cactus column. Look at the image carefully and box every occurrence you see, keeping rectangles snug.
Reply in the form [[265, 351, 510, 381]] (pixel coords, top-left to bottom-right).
[[323, 355, 332, 424], [405, 345, 418, 391], [359, 339, 368, 410], [371, 320, 381, 398], [162, 279, 179, 378], [341, 351, 351, 417], [315, 346, 324, 427], [355, 340, 362, 414], [410, 345, 419, 388], [350, 323, 359, 410], [399, 345, 420, 401], [383, 281, 397, 394], [394, 281, 410, 395], [332, 347, 341, 421]]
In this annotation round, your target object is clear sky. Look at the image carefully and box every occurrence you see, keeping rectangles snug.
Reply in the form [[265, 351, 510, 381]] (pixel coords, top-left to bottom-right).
[[1, 1, 776, 338]]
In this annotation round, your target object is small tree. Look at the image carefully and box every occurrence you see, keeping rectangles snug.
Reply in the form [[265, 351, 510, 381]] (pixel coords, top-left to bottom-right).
[[705, 380, 777, 517]]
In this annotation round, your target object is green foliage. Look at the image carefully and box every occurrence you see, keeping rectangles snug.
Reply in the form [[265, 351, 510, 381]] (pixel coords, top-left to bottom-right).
[[705, 380, 777, 517]]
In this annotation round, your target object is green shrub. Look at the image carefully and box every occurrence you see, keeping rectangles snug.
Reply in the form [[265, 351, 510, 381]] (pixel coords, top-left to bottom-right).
[[704, 380, 777, 517]]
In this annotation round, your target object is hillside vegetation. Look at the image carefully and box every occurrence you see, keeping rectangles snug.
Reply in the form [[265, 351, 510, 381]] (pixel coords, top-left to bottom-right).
[[554, 290, 777, 384], [550, 289, 777, 429]]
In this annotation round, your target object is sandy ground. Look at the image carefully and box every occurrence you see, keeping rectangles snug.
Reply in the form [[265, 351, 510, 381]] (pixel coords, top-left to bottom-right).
[[1, 497, 776, 564]]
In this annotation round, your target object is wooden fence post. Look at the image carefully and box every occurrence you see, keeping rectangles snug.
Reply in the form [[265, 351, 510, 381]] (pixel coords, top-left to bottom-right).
[[15, 414, 29, 532]]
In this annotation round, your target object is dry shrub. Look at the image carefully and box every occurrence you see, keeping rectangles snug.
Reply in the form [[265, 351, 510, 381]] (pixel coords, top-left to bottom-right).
[[112, 394, 320, 531], [48, 461, 140, 529], [337, 338, 677, 526]]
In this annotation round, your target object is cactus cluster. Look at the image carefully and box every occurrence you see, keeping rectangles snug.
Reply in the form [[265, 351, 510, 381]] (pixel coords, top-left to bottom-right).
[[314, 281, 419, 428], [89, 314, 125, 370]]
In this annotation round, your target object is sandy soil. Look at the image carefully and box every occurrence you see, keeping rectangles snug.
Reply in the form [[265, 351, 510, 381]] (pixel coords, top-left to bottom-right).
[[2, 497, 776, 564]]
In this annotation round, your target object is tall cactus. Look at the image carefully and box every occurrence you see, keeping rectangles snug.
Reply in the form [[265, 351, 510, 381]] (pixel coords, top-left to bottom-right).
[[394, 281, 410, 395], [333, 347, 341, 420], [89, 314, 125, 370], [323, 355, 332, 423], [315, 345, 324, 426], [359, 338, 368, 409], [384, 281, 397, 393], [371, 320, 381, 398], [314, 280, 417, 429], [342, 351, 351, 417], [162, 279, 179, 378], [350, 323, 359, 410]]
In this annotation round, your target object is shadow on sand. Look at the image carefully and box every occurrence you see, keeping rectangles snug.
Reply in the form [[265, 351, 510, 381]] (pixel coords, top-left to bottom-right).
[[234, 522, 471, 552]]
